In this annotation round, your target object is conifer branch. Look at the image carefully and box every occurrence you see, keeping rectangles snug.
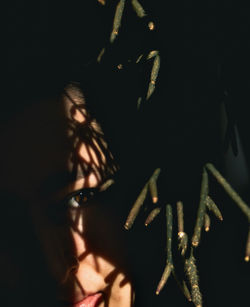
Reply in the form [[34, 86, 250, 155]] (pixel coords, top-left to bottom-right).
[[192, 168, 208, 247], [205, 195, 223, 221], [205, 163, 250, 222], [124, 168, 161, 230]]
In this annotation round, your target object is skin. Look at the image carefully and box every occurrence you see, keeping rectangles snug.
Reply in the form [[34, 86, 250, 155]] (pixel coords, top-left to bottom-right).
[[0, 84, 134, 307]]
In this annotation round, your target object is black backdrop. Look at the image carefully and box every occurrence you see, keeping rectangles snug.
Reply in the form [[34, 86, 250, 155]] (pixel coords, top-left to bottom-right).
[[5, 1, 250, 306]]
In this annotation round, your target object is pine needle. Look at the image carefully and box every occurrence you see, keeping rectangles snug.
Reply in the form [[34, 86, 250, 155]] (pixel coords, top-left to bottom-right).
[[131, 0, 146, 18], [205, 163, 250, 222], [149, 168, 161, 203], [204, 213, 211, 232], [177, 201, 188, 256], [205, 195, 223, 221], [155, 204, 173, 294], [245, 226, 250, 262], [146, 54, 160, 100], [192, 168, 208, 247], [185, 249, 203, 307], [124, 182, 148, 230], [110, 0, 126, 43], [145, 207, 161, 226]]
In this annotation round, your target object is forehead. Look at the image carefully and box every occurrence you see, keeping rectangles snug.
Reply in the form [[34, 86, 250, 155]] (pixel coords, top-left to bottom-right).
[[0, 84, 117, 200]]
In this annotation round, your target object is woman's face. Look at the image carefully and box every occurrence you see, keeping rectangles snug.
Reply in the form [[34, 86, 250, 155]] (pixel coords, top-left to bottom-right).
[[0, 84, 134, 307]]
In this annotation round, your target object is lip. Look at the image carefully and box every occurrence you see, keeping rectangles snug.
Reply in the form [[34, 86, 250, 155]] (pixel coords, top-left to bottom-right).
[[69, 292, 104, 307]]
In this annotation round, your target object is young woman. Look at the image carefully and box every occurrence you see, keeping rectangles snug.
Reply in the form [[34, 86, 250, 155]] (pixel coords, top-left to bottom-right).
[[0, 73, 140, 306], [5, 2, 249, 307]]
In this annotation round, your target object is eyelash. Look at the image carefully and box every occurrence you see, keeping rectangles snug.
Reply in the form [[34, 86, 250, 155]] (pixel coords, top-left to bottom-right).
[[64, 188, 98, 209]]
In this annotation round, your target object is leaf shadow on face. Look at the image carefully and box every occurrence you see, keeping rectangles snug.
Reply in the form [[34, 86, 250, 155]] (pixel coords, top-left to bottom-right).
[[52, 85, 134, 306]]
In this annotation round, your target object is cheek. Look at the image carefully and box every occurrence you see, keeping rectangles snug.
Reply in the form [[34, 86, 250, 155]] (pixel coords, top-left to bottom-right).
[[71, 228, 87, 256], [69, 206, 128, 270]]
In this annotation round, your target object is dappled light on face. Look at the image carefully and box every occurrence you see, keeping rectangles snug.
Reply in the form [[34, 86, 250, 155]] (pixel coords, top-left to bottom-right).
[[70, 106, 87, 124], [55, 201, 133, 307], [62, 83, 118, 189]]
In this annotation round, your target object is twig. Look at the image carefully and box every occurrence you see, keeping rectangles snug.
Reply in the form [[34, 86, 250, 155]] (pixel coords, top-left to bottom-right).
[[124, 182, 148, 230], [179, 232, 188, 257], [172, 271, 192, 302], [177, 201, 188, 256], [204, 213, 210, 232], [149, 168, 161, 203], [192, 168, 208, 247], [205, 195, 223, 221], [185, 249, 203, 307], [110, 0, 126, 43], [166, 204, 173, 264], [177, 201, 184, 233], [131, 0, 146, 18], [136, 54, 144, 63], [156, 263, 172, 295], [147, 50, 159, 60], [145, 207, 161, 226], [149, 178, 158, 203], [182, 280, 192, 302], [205, 163, 250, 222], [156, 204, 173, 294], [97, 48, 106, 63], [125, 168, 161, 229], [146, 54, 160, 100], [245, 226, 250, 262]]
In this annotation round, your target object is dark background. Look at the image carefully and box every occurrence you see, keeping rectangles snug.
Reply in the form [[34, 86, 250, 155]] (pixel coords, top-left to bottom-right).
[[5, 1, 250, 306]]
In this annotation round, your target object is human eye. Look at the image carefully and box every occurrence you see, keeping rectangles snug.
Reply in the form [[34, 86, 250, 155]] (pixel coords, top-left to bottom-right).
[[64, 188, 98, 209], [48, 188, 98, 224]]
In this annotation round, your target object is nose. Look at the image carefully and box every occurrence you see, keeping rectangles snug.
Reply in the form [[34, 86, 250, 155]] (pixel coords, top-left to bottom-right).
[[60, 253, 80, 284]]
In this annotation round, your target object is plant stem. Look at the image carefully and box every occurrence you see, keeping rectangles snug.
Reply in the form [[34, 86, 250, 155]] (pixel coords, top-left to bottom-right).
[[110, 0, 126, 43], [131, 0, 146, 17], [205, 195, 223, 221], [185, 249, 202, 307], [245, 226, 250, 262], [145, 207, 161, 226], [192, 168, 208, 247], [155, 204, 173, 294], [206, 163, 250, 222], [124, 182, 148, 230]]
